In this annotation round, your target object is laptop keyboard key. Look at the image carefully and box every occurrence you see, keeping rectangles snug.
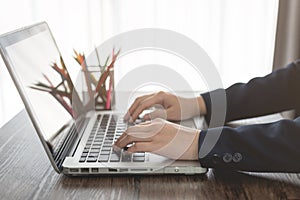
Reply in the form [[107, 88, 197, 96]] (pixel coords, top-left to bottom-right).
[[92, 145, 101, 149], [102, 147, 111, 151], [89, 152, 99, 157], [122, 153, 132, 162], [98, 155, 109, 162], [90, 149, 100, 153], [133, 157, 145, 162], [100, 150, 110, 155], [79, 157, 86, 162], [86, 156, 97, 162], [110, 153, 120, 162], [81, 152, 88, 157], [133, 152, 145, 157], [83, 148, 89, 153]]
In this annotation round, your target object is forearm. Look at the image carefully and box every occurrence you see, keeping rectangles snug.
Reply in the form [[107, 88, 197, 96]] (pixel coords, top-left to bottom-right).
[[181, 96, 207, 120]]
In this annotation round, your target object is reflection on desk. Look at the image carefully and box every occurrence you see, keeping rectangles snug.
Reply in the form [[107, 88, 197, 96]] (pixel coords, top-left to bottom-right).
[[0, 110, 300, 199]]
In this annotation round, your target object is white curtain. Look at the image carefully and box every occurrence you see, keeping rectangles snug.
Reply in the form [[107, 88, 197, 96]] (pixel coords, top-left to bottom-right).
[[0, 0, 278, 127]]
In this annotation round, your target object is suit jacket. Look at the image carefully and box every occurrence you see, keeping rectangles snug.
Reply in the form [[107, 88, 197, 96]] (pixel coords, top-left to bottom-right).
[[199, 60, 300, 172]]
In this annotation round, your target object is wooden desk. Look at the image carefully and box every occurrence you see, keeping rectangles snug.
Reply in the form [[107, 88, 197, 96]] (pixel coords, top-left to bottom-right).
[[1, 110, 300, 199]]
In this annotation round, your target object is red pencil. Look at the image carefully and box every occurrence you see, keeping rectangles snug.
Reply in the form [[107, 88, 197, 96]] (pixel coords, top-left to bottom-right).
[[106, 76, 113, 110]]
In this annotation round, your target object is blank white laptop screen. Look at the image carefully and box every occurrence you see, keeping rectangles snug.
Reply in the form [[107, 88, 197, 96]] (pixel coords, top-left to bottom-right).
[[6, 30, 70, 141]]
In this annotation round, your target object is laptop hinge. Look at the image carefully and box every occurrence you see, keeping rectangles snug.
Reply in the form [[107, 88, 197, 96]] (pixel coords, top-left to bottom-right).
[[54, 117, 89, 170]]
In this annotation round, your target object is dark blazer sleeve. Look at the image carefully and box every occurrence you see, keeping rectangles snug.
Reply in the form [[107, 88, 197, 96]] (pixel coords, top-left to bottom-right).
[[198, 60, 300, 172], [202, 60, 300, 124]]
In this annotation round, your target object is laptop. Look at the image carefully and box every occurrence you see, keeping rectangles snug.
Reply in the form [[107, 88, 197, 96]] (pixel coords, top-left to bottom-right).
[[0, 22, 207, 175]]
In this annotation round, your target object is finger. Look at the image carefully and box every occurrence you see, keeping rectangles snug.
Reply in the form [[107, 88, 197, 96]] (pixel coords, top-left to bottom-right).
[[126, 123, 154, 132], [114, 122, 154, 147], [114, 134, 131, 148], [130, 95, 162, 122], [126, 142, 153, 153], [131, 119, 167, 139], [143, 109, 167, 121], [124, 95, 149, 121], [114, 131, 127, 145], [115, 133, 152, 148], [138, 120, 152, 125], [124, 94, 153, 121]]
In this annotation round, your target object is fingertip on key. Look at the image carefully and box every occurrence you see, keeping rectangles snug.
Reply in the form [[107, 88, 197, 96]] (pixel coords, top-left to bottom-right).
[[143, 114, 150, 121], [123, 112, 130, 121], [129, 117, 134, 124], [112, 144, 121, 152]]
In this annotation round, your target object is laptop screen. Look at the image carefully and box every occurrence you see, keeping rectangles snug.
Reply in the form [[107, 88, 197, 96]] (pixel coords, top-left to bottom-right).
[[6, 27, 71, 140], [0, 23, 85, 167]]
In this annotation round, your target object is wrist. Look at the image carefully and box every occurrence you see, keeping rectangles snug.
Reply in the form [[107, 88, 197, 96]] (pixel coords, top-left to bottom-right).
[[197, 96, 207, 116], [184, 96, 207, 118], [191, 129, 200, 160], [182, 129, 200, 160]]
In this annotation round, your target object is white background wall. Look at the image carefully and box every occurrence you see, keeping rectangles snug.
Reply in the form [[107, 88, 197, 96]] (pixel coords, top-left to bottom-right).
[[0, 0, 278, 127]]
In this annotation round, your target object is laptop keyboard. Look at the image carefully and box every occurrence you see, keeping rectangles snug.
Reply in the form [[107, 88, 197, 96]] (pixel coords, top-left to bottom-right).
[[79, 114, 145, 163]]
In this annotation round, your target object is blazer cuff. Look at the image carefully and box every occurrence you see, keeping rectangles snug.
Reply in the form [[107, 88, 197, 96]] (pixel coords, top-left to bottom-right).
[[201, 89, 227, 126], [197, 127, 224, 169], [198, 129, 208, 167], [200, 92, 212, 125]]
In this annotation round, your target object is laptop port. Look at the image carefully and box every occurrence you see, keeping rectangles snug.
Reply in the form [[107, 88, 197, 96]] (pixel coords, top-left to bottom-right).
[[108, 168, 118, 172], [91, 168, 98, 173], [81, 168, 89, 173], [130, 168, 148, 172], [69, 168, 79, 173]]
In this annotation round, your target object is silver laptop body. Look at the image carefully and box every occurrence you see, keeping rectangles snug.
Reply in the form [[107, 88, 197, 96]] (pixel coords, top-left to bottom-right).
[[0, 22, 207, 175]]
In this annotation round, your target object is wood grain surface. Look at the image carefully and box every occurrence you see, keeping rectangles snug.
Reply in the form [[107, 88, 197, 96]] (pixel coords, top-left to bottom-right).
[[1, 110, 300, 200]]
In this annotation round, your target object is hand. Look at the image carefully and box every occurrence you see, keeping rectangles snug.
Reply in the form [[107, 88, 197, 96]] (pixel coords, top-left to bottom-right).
[[124, 91, 206, 123], [113, 118, 200, 160]]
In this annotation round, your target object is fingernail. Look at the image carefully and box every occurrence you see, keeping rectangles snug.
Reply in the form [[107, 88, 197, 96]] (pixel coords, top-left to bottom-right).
[[129, 117, 133, 123], [123, 150, 132, 155], [112, 144, 121, 152], [143, 114, 150, 120]]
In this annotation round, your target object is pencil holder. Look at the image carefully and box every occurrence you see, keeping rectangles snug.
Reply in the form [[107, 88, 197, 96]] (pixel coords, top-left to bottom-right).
[[30, 48, 120, 117]]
